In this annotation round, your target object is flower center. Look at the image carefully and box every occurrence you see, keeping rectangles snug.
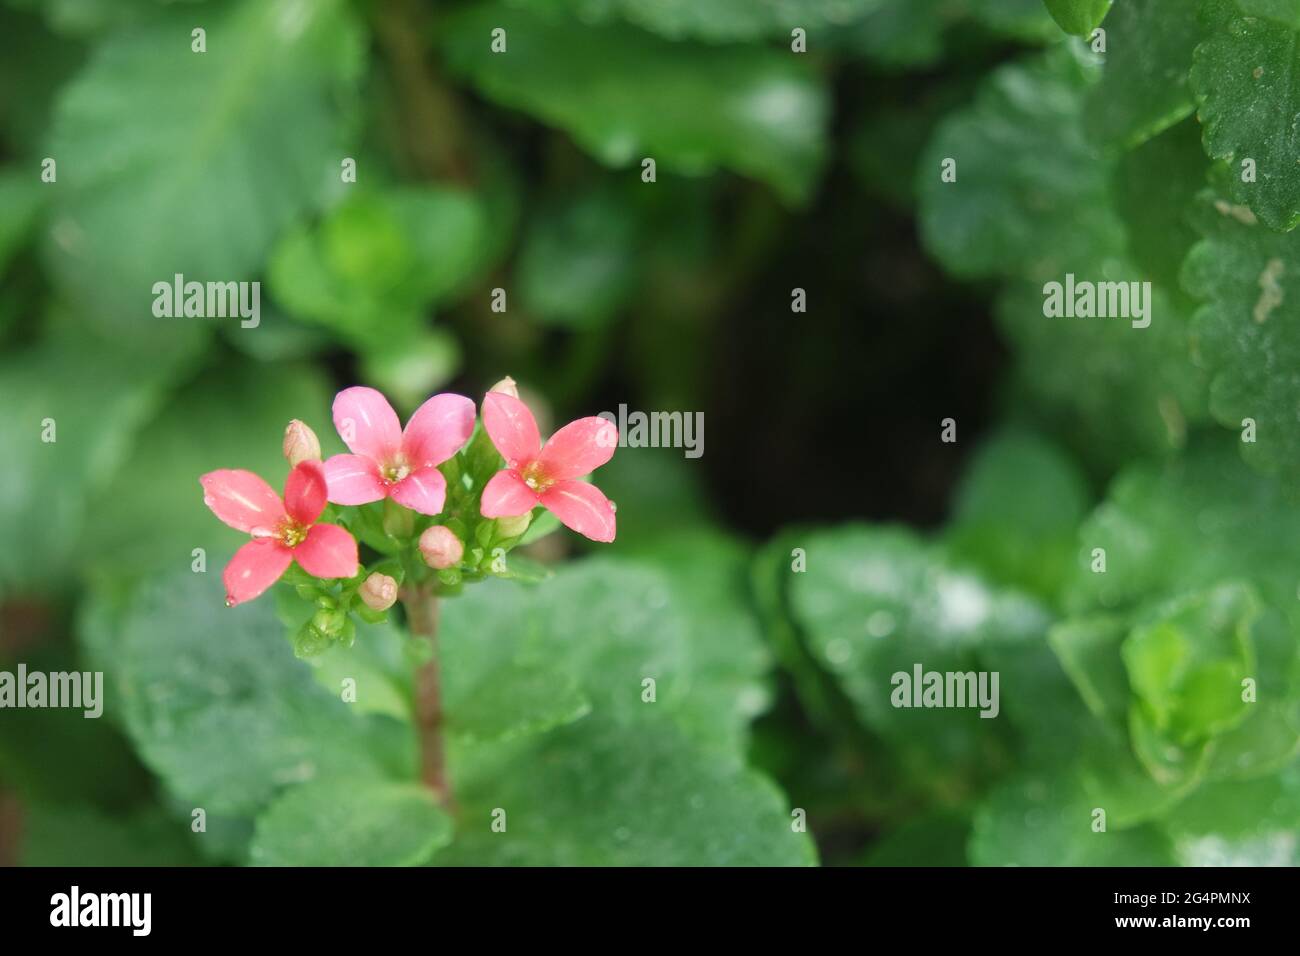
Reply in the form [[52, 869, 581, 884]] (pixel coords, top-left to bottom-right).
[[279, 521, 309, 548], [521, 460, 554, 494], [382, 456, 412, 483]]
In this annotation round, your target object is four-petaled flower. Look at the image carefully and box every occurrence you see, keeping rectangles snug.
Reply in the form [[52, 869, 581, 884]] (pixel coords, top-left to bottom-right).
[[200, 461, 359, 606], [478, 391, 618, 542], [323, 386, 475, 516]]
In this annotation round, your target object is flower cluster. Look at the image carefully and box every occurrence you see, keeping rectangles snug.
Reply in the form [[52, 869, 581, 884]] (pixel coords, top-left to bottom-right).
[[201, 381, 618, 623]]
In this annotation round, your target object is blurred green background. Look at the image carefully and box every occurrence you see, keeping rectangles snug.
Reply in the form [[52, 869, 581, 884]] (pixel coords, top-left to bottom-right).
[[1, 0, 1298, 866]]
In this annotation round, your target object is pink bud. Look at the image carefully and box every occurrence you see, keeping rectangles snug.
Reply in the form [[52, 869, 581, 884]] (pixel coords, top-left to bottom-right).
[[419, 526, 464, 569], [283, 419, 321, 467], [358, 572, 398, 611], [489, 376, 519, 399]]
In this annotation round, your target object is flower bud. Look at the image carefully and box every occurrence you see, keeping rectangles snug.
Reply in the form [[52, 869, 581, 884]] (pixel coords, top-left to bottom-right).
[[358, 572, 398, 612], [419, 525, 464, 570], [489, 376, 519, 398], [496, 512, 531, 539], [283, 419, 321, 467]]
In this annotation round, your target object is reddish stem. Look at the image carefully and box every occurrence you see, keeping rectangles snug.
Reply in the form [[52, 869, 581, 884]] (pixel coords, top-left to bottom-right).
[[401, 584, 455, 811]]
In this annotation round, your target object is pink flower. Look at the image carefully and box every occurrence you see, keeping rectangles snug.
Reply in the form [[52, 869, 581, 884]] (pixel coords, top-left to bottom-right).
[[478, 391, 618, 543], [200, 461, 359, 606], [322, 386, 475, 516]]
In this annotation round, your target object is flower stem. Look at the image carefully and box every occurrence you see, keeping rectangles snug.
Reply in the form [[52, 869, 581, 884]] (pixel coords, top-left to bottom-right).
[[401, 583, 455, 811]]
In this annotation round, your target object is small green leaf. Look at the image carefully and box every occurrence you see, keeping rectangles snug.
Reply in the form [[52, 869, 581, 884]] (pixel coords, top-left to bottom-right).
[[250, 778, 452, 866], [1043, 0, 1113, 36], [268, 185, 487, 347]]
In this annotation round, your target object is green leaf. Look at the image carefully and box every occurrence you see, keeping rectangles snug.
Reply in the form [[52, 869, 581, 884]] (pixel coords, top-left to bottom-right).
[[919, 47, 1123, 283], [439, 713, 815, 865], [1083, 0, 1201, 148], [516, 185, 643, 329], [81, 360, 334, 579], [1043, 0, 1113, 36], [0, 321, 196, 591], [1191, 3, 1300, 230], [783, 525, 1045, 793], [1049, 617, 1131, 723], [1066, 435, 1300, 618], [1162, 762, 1300, 864], [440, 3, 828, 202], [946, 429, 1090, 601], [1182, 183, 1300, 479], [993, 274, 1207, 469], [80, 570, 411, 816], [440, 559, 690, 727], [970, 770, 1176, 865], [1112, 117, 1209, 292], [1121, 583, 1256, 744], [44, 0, 364, 315], [441, 611, 591, 743], [249, 778, 452, 866], [268, 185, 487, 345]]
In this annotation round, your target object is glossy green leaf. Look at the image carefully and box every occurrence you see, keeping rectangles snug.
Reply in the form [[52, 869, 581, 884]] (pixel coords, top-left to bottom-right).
[[441, 3, 828, 202], [80, 570, 411, 816], [970, 770, 1176, 865], [439, 713, 815, 865], [1084, 0, 1200, 148], [783, 525, 1046, 792], [1192, 2, 1300, 229], [919, 48, 1122, 283], [44, 0, 364, 315]]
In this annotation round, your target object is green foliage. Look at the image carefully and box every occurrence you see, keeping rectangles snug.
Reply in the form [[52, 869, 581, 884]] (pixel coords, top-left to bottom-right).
[[440, 3, 827, 202], [44, 0, 364, 317], [5, 0, 1299, 870]]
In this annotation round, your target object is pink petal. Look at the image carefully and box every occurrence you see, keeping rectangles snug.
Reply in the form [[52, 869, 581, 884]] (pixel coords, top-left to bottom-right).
[[402, 393, 476, 468], [482, 391, 541, 469], [388, 466, 448, 516], [540, 480, 616, 543], [323, 454, 387, 506], [200, 470, 287, 535], [333, 386, 402, 464], [223, 539, 293, 606], [537, 416, 619, 481], [479, 469, 537, 517], [283, 460, 328, 526], [293, 523, 359, 579]]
